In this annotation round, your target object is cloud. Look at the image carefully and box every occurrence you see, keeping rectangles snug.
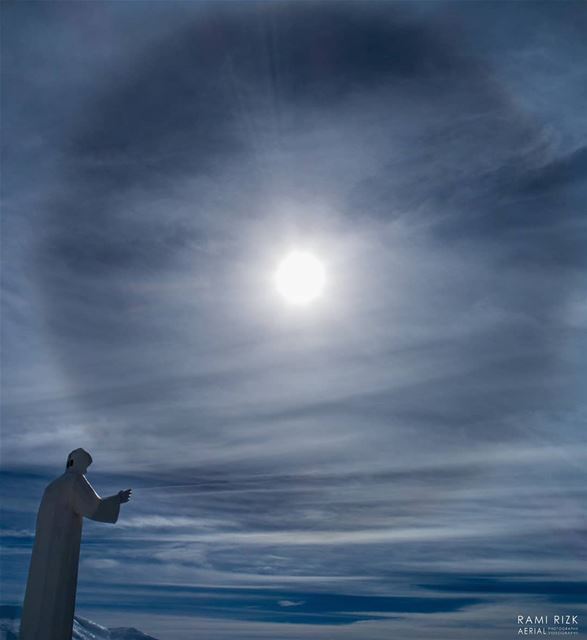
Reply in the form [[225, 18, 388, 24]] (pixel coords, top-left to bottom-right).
[[0, 529, 34, 539], [278, 600, 305, 607], [2, 2, 586, 638], [83, 558, 120, 570], [119, 516, 234, 530]]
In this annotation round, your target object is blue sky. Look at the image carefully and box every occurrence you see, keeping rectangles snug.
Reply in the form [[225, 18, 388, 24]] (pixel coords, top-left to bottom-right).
[[1, 2, 586, 638]]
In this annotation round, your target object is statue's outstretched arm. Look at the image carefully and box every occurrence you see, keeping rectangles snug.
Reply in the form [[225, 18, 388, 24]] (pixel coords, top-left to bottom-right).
[[72, 475, 121, 524]]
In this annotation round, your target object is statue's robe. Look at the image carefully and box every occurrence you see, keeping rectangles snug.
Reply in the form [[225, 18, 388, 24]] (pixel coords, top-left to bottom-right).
[[20, 468, 120, 640]]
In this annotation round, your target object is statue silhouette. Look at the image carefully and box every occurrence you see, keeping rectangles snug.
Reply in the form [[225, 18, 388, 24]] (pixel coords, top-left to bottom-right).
[[19, 449, 132, 640]]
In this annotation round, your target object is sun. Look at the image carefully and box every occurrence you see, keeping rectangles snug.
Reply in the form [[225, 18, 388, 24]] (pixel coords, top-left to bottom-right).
[[274, 251, 326, 305]]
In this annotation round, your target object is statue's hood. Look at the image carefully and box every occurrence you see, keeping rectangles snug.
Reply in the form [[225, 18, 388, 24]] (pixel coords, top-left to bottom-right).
[[66, 448, 93, 474]]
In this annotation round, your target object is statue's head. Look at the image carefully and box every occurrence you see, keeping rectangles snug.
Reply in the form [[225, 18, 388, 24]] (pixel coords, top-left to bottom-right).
[[66, 448, 93, 474]]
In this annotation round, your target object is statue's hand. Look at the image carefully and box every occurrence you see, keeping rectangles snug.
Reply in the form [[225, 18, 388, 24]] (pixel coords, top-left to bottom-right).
[[118, 489, 132, 504]]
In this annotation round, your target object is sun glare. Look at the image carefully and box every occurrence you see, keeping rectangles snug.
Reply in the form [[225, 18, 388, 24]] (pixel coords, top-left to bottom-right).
[[274, 251, 326, 305]]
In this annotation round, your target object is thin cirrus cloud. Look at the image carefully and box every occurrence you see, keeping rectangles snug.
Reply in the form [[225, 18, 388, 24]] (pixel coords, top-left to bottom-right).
[[1, 1, 586, 638]]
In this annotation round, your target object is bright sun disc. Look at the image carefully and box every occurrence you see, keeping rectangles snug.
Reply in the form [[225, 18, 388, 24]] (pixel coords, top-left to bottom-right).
[[275, 251, 326, 305]]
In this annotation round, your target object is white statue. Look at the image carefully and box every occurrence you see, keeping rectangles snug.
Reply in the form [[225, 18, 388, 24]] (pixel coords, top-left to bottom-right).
[[20, 448, 132, 640]]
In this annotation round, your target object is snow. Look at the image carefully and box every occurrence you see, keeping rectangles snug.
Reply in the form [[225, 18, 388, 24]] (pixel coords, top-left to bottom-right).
[[0, 605, 159, 640]]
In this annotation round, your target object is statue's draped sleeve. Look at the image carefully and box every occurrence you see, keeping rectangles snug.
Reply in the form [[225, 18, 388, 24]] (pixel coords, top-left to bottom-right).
[[72, 474, 120, 524]]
